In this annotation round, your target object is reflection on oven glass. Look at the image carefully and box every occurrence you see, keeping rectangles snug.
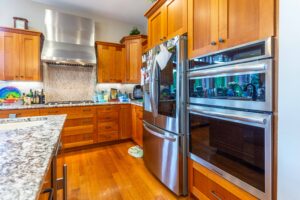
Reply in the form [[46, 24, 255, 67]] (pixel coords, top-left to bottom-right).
[[189, 73, 266, 102], [189, 114, 265, 192]]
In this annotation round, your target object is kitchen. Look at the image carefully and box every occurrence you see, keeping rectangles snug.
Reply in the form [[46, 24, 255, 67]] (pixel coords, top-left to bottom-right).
[[0, 0, 298, 200]]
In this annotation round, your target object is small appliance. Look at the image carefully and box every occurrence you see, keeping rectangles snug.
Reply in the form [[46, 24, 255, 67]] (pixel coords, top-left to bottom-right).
[[132, 85, 143, 99]]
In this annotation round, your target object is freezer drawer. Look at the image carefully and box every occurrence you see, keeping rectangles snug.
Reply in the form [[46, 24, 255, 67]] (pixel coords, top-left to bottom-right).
[[143, 122, 182, 195]]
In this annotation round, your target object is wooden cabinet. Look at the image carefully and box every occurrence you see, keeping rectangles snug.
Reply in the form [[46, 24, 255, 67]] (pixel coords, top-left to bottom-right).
[[97, 105, 120, 143], [131, 105, 143, 147], [120, 104, 132, 139], [145, 0, 187, 48], [40, 107, 97, 149], [188, 0, 275, 58], [121, 35, 147, 84], [0, 27, 42, 81], [189, 159, 258, 200], [0, 109, 40, 118], [96, 41, 125, 83], [187, 0, 219, 58]]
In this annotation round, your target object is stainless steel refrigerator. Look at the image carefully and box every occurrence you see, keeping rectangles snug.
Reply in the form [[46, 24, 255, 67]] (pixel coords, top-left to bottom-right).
[[142, 35, 188, 196]]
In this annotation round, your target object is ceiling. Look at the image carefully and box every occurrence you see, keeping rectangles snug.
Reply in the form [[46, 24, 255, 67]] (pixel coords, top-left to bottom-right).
[[33, 0, 153, 26]]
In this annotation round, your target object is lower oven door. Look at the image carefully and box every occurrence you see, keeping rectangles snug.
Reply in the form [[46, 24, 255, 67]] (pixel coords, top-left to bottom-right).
[[143, 121, 183, 195], [188, 105, 272, 200]]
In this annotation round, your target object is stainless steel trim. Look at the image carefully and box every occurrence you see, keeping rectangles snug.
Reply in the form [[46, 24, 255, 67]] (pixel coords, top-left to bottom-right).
[[188, 59, 273, 112], [188, 63, 266, 78], [188, 37, 273, 64], [143, 124, 176, 141], [188, 107, 267, 125], [188, 105, 272, 200]]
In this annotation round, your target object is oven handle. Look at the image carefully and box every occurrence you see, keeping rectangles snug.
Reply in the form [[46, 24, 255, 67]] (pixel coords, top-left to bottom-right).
[[188, 63, 266, 78], [188, 107, 267, 125], [143, 124, 176, 142]]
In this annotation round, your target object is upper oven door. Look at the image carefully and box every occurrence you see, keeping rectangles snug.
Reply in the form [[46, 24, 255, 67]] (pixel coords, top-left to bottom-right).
[[188, 105, 272, 200], [188, 59, 273, 112]]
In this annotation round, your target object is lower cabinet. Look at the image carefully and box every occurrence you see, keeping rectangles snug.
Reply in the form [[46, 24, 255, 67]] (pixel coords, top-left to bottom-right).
[[0, 104, 143, 149], [0, 109, 40, 118], [131, 105, 143, 147], [40, 107, 97, 149], [188, 159, 257, 200], [97, 105, 120, 142]]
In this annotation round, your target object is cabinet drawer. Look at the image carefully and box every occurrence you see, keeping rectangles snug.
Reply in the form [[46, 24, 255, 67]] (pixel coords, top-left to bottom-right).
[[63, 125, 94, 136], [97, 105, 120, 113], [65, 107, 96, 119], [0, 109, 40, 118], [189, 159, 257, 200], [98, 121, 119, 133], [98, 132, 118, 143], [62, 133, 94, 149], [40, 108, 66, 115], [64, 118, 94, 127], [98, 112, 119, 122]]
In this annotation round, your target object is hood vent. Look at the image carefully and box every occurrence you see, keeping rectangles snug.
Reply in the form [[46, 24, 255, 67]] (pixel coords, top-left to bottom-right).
[[42, 9, 96, 66]]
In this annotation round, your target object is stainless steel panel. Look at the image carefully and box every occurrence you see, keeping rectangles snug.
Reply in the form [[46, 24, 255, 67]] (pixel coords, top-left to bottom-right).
[[188, 105, 272, 200], [143, 122, 182, 195], [189, 59, 273, 112], [42, 9, 96, 66], [188, 37, 273, 68]]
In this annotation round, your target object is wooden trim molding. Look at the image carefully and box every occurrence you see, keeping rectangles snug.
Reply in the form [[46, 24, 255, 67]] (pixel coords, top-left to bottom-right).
[[144, 0, 167, 18], [120, 35, 147, 44], [0, 27, 42, 37], [95, 41, 125, 48]]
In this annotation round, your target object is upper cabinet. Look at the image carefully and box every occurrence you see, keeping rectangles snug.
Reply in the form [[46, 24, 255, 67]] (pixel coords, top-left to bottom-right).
[[0, 27, 43, 81], [145, 0, 187, 48], [188, 0, 275, 58], [96, 41, 125, 83], [121, 35, 147, 84]]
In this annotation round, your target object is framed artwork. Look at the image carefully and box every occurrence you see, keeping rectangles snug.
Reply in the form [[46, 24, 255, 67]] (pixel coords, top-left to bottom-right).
[[13, 17, 28, 29]]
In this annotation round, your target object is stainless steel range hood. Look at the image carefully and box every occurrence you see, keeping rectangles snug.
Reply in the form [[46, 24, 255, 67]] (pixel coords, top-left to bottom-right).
[[42, 9, 96, 66]]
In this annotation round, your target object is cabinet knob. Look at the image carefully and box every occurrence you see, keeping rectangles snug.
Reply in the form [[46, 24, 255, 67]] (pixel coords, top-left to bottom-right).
[[211, 41, 217, 46], [160, 38, 164, 41], [219, 38, 225, 43]]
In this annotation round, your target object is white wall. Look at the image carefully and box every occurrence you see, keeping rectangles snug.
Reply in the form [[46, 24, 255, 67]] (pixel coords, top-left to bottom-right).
[[278, 0, 300, 199], [0, 0, 146, 43]]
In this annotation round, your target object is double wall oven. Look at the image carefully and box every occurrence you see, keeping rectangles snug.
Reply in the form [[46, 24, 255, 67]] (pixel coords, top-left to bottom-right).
[[187, 38, 273, 200]]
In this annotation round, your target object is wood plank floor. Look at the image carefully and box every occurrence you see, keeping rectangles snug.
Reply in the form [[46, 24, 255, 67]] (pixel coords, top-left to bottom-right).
[[57, 142, 187, 200]]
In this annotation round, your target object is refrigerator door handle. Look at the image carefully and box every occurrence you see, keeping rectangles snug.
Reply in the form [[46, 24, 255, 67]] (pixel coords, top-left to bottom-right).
[[150, 60, 159, 117], [143, 124, 176, 142]]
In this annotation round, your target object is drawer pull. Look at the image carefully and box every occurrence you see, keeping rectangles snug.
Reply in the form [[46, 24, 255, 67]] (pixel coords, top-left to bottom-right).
[[211, 190, 222, 200]]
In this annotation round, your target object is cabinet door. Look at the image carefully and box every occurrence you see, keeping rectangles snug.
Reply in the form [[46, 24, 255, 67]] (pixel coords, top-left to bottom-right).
[[1, 32, 20, 80], [165, 0, 188, 39], [120, 105, 132, 139], [188, 0, 219, 59], [114, 46, 125, 83], [131, 105, 137, 142], [97, 45, 114, 83], [19, 34, 41, 81], [0, 31, 4, 80], [135, 107, 143, 147], [148, 8, 165, 48], [218, 0, 275, 49], [125, 39, 142, 83]]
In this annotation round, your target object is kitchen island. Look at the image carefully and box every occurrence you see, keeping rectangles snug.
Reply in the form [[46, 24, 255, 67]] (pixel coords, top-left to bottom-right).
[[0, 115, 66, 200]]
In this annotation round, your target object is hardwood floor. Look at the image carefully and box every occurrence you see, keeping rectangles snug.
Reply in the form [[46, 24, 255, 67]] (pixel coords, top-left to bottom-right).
[[56, 142, 186, 200]]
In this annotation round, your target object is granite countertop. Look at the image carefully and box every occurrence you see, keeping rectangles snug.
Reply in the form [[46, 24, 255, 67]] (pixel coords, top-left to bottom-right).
[[0, 100, 143, 111], [0, 115, 66, 200]]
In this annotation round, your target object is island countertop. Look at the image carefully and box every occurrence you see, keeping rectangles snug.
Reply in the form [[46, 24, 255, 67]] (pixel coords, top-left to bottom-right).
[[0, 115, 66, 200]]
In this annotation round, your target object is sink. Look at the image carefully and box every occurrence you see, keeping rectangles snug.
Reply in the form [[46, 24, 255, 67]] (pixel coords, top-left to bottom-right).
[[0, 118, 47, 131]]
